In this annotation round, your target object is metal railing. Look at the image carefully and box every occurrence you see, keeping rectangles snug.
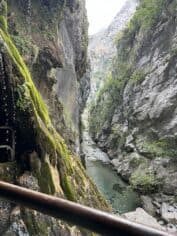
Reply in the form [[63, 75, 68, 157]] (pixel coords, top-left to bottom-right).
[[0, 181, 172, 236], [0, 126, 15, 161]]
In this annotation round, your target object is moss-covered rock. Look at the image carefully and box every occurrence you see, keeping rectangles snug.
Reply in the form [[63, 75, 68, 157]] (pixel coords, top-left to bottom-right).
[[0, 162, 18, 183], [130, 170, 162, 194], [0, 2, 110, 235], [0, 0, 8, 32]]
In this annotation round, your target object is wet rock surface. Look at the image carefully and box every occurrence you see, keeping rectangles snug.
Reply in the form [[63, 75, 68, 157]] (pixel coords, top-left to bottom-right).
[[8, 0, 90, 153], [0, 1, 111, 235]]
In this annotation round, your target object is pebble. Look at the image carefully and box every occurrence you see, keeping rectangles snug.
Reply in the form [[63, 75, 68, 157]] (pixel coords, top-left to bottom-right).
[[167, 224, 177, 233], [168, 206, 175, 212], [158, 220, 165, 226]]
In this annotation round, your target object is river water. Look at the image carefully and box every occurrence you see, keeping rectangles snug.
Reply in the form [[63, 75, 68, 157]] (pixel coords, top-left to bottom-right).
[[82, 128, 140, 214]]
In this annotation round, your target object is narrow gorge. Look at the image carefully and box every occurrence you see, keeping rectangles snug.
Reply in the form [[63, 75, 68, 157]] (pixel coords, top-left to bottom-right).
[[0, 0, 177, 235], [88, 0, 177, 234]]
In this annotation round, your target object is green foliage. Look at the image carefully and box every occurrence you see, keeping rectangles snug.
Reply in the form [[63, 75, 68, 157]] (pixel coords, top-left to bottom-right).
[[113, 31, 123, 45], [0, 0, 7, 16], [90, 0, 172, 144], [62, 175, 76, 201], [98, 75, 123, 99], [15, 83, 31, 111], [11, 35, 32, 56], [22, 209, 49, 236], [89, 62, 133, 136], [142, 138, 177, 158], [130, 171, 162, 194], [130, 70, 146, 84], [132, 0, 166, 31], [0, 0, 7, 32], [129, 156, 144, 169], [170, 47, 177, 57], [116, 0, 167, 61]]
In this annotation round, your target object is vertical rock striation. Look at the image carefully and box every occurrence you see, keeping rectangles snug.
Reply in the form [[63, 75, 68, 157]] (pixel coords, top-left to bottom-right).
[[90, 0, 177, 228], [8, 0, 90, 152]]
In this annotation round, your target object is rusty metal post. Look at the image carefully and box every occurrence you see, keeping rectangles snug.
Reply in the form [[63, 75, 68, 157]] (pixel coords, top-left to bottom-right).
[[0, 181, 171, 236]]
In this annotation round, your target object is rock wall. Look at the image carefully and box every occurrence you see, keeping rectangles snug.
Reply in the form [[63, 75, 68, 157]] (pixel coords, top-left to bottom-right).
[[90, 0, 177, 229], [8, 0, 90, 152], [88, 0, 138, 98], [0, 1, 110, 235]]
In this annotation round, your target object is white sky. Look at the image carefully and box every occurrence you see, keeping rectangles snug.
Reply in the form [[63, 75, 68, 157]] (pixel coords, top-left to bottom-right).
[[86, 0, 127, 35]]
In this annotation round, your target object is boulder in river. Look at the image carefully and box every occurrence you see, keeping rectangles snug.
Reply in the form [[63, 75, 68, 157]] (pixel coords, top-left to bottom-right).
[[161, 203, 177, 224], [123, 208, 164, 231]]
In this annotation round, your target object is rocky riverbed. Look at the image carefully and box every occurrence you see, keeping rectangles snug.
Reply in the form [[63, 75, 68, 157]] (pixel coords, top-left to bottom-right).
[[111, 157, 177, 234], [81, 126, 177, 234]]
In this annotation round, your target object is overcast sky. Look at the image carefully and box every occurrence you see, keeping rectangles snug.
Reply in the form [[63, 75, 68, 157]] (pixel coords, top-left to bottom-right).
[[86, 0, 127, 35]]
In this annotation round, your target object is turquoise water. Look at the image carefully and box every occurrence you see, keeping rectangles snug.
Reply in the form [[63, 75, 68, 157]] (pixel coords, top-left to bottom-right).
[[82, 128, 140, 214], [86, 159, 140, 214]]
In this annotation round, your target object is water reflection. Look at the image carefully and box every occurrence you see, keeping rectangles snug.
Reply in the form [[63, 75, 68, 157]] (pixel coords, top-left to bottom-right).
[[86, 159, 140, 214]]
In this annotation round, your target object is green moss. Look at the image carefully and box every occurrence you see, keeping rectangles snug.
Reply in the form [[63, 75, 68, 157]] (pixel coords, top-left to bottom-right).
[[129, 156, 145, 168], [0, 29, 51, 126], [0, 162, 19, 182], [62, 175, 76, 201], [90, 0, 170, 140], [89, 64, 132, 136], [130, 70, 146, 84], [117, 0, 167, 48], [22, 209, 49, 236], [11, 35, 32, 56], [15, 83, 31, 111], [140, 138, 177, 158], [131, 0, 166, 31], [36, 162, 56, 194]]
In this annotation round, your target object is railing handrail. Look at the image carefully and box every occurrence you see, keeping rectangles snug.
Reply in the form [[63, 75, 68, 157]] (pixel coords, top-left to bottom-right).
[[0, 181, 172, 236]]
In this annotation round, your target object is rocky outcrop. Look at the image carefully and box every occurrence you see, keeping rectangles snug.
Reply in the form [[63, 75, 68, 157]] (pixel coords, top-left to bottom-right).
[[123, 208, 164, 231], [90, 0, 177, 230], [0, 1, 110, 235], [8, 0, 90, 152]]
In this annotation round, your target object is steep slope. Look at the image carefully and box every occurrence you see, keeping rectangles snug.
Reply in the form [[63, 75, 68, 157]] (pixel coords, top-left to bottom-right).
[[0, 1, 110, 235], [88, 0, 138, 98], [90, 0, 177, 227], [8, 0, 90, 152]]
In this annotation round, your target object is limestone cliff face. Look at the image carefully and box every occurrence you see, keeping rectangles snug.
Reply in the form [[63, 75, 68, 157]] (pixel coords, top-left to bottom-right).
[[90, 0, 177, 222], [8, 0, 90, 152], [0, 1, 110, 235], [88, 0, 138, 98]]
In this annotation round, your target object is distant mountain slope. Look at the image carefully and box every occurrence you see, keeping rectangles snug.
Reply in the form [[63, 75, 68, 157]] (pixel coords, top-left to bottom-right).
[[88, 0, 138, 97]]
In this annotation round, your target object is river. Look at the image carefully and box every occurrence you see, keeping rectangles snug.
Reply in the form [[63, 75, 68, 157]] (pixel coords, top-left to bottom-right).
[[81, 128, 140, 214]]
